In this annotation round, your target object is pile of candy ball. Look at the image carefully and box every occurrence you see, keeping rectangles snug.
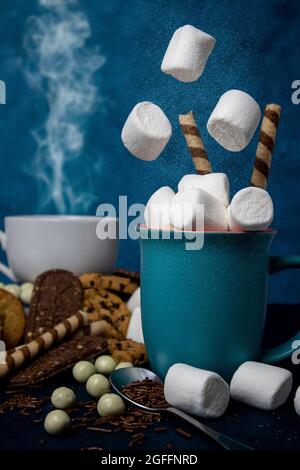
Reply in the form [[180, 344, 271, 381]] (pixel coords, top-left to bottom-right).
[[44, 355, 132, 435]]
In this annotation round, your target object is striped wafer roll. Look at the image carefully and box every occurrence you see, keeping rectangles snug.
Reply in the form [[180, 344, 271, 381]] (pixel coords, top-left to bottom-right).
[[179, 111, 212, 175], [251, 104, 281, 189], [72, 320, 108, 339], [0, 310, 89, 379], [7, 319, 108, 356]]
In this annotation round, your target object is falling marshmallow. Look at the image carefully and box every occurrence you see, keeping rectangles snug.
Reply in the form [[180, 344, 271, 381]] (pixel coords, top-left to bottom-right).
[[294, 386, 300, 417], [207, 90, 261, 151], [170, 188, 227, 231], [144, 186, 175, 229], [230, 361, 292, 411], [178, 173, 230, 207], [121, 102, 172, 161], [126, 287, 140, 313], [126, 306, 144, 344], [228, 187, 273, 231], [161, 25, 216, 83], [164, 363, 230, 418]]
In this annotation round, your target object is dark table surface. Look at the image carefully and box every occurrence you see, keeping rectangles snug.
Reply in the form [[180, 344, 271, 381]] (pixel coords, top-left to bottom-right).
[[0, 304, 299, 454]]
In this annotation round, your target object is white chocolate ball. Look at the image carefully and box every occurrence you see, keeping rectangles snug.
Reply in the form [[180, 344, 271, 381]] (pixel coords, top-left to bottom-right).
[[4, 284, 20, 298], [72, 361, 96, 383], [114, 362, 133, 370], [51, 387, 76, 409], [95, 355, 117, 375], [97, 393, 125, 417], [44, 410, 70, 435], [86, 374, 110, 398], [20, 282, 34, 304]]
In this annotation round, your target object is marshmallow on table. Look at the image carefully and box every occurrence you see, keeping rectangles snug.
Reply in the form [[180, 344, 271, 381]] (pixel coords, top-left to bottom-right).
[[228, 187, 273, 231], [126, 306, 144, 344], [121, 102, 172, 161], [126, 287, 140, 313], [170, 188, 228, 231], [178, 173, 230, 207], [294, 386, 300, 416], [144, 186, 175, 229], [164, 363, 230, 418], [230, 361, 292, 410], [207, 90, 261, 151], [161, 25, 216, 83]]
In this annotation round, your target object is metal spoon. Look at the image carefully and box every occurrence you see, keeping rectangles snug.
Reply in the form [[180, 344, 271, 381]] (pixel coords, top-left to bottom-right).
[[110, 367, 253, 451]]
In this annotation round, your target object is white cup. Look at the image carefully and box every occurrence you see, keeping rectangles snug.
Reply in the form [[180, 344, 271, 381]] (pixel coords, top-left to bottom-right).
[[0, 215, 118, 282]]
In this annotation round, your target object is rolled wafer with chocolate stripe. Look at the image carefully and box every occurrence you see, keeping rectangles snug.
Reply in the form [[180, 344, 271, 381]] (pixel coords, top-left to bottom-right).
[[71, 320, 108, 339], [7, 319, 108, 355], [0, 310, 89, 379], [179, 111, 212, 175], [251, 104, 281, 189]]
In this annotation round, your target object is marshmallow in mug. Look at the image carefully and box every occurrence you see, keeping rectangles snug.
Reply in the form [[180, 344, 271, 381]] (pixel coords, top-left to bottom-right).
[[121, 102, 172, 161], [170, 188, 228, 231], [164, 363, 230, 418], [144, 186, 175, 229], [126, 306, 144, 344], [178, 173, 230, 207], [161, 25, 216, 82], [207, 90, 261, 151], [228, 187, 274, 231], [230, 361, 292, 410], [294, 386, 300, 417], [126, 287, 140, 313]]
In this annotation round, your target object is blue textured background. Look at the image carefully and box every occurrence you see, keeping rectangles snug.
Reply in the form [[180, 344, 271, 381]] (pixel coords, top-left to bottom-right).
[[0, 0, 299, 303]]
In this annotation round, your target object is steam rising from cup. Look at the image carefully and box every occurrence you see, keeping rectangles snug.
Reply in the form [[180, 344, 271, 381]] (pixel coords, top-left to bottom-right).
[[23, 0, 105, 213]]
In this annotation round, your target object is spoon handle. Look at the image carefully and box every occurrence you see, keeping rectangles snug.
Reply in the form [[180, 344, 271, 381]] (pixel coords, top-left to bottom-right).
[[166, 407, 253, 450]]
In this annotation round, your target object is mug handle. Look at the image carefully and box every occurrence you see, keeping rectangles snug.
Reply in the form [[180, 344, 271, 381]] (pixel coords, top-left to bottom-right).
[[0, 230, 17, 282], [260, 255, 300, 363]]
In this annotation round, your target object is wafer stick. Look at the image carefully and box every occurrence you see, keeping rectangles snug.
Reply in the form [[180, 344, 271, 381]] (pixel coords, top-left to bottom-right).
[[251, 103, 281, 189], [72, 320, 108, 339], [0, 310, 89, 379], [179, 111, 212, 175], [7, 320, 108, 355]]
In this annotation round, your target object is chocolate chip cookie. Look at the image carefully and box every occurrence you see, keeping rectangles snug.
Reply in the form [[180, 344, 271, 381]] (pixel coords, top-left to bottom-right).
[[107, 339, 147, 365], [80, 272, 139, 299]]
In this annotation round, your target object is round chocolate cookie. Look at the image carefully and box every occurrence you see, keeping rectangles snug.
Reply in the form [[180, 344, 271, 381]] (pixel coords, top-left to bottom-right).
[[25, 269, 83, 342]]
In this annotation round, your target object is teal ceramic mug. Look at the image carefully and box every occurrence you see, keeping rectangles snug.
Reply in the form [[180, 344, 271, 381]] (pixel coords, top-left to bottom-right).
[[139, 228, 300, 380]]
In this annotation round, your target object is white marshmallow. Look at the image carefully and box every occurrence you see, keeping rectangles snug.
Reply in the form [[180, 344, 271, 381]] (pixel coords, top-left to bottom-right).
[[126, 287, 140, 313], [178, 173, 230, 207], [161, 25, 216, 83], [230, 361, 292, 411], [207, 90, 261, 151], [144, 186, 175, 229], [164, 363, 230, 418], [126, 306, 144, 344], [121, 102, 172, 161], [228, 187, 273, 232], [170, 188, 227, 231], [294, 386, 300, 416]]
